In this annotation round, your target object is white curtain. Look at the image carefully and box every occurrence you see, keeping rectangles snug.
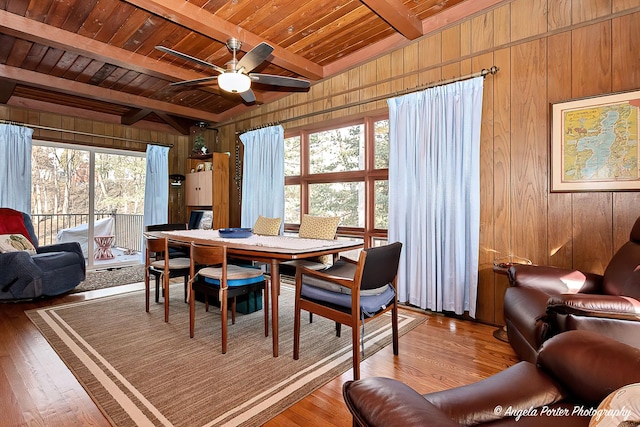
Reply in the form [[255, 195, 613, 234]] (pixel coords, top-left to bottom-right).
[[143, 145, 169, 228], [0, 124, 34, 213], [388, 77, 484, 318], [240, 125, 285, 233]]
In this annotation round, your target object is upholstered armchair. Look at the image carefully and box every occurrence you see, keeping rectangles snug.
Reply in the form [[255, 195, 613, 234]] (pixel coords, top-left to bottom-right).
[[504, 215, 640, 362], [342, 330, 640, 427], [0, 208, 86, 300]]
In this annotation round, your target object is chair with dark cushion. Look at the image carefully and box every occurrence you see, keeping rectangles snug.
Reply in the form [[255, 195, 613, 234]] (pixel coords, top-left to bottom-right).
[[504, 215, 640, 362], [0, 207, 86, 300], [342, 330, 640, 427], [293, 242, 402, 380]]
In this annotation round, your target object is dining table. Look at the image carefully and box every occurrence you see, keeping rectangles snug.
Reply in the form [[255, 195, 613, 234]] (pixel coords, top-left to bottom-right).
[[156, 229, 363, 357]]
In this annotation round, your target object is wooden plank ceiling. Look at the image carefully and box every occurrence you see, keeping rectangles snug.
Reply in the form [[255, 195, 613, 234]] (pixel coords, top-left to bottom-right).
[[0, 0, 500, 134]]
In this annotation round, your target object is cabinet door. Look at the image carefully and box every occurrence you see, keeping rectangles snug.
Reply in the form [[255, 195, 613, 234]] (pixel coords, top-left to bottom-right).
[[185, 171, 212, 206], [199, 170, 212, 205], [185, 173, 197, 205]]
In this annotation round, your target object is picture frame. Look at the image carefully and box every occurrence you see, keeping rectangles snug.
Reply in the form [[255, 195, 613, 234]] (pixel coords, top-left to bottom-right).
[[550, 89, 640, 192]]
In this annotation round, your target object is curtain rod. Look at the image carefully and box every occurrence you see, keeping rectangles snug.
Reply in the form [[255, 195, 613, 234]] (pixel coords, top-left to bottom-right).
[[0, 119, 174, 148], [235, 121, 280, 135], [233, 66, 498, 135]]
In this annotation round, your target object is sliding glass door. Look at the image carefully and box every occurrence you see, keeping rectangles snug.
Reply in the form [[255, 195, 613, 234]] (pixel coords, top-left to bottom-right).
[[31, 141, 146, 269]]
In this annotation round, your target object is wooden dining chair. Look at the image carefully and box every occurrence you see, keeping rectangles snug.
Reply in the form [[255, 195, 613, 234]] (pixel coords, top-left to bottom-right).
[[145, 223, 189, 259], [189, 242, 269, 354], [282, 215, 340, 322], [293, 242, 403, 380], [144, 235, 191, 322]]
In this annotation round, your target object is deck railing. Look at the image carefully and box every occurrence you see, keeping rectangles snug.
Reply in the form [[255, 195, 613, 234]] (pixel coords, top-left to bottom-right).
[[30, 212, 144, 252]]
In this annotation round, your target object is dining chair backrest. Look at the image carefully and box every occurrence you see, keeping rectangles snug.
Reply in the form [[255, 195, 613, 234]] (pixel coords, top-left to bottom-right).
[[359, 242, 403, 291], [145, 236, 168, 259], [189, 243, 226, 279], [145, 224, 190, 258], [190, 243, 225, 265], [145, 223, 187, 232]]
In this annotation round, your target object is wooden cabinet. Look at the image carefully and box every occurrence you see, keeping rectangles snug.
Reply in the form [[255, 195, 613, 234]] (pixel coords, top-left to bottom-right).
[[185, 153, 229, 229]]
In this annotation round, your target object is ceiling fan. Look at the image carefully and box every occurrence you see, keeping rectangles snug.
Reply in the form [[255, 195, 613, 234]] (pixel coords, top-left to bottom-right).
[[156, 38, 311, 103]]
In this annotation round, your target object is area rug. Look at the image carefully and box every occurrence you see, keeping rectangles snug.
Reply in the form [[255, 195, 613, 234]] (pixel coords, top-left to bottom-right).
[[74, 264, 145, 292], [27, 284, 425, 426]]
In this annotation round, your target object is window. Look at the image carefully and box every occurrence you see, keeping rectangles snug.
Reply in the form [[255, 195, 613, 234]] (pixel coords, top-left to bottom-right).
[[31, 141, 146, 269], [284, 116, 389, 247]]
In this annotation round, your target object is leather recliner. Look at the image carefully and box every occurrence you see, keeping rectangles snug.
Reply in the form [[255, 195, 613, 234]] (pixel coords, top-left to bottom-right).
[[342, 330, 640, 427], [504, 215, 640, 362]]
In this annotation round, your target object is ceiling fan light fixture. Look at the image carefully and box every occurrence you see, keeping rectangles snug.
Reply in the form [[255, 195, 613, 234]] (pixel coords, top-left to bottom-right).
[[218, 72, 251, 93]]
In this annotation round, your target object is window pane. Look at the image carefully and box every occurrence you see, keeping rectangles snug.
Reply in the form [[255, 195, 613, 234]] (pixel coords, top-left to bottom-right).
[[284, 136, 300, 176], [374, 180, 388, 229], [309, 182, 364, 227], [372, 237, 388, 247], [94, 153, 146, 255], [309, 124, 364, 174], [284, 184, 300, 224], [95, 153, 146, 214], [31, 146, 90, 246], [337, 236, 364, 260], [374, 119, 389, 169]]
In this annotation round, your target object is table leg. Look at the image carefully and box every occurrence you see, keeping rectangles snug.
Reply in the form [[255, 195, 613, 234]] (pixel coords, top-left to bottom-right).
[[271, 259, 279, 357]]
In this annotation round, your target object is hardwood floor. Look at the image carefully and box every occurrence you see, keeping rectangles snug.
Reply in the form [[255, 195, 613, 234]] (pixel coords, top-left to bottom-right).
[[0, 284, 518, 426]]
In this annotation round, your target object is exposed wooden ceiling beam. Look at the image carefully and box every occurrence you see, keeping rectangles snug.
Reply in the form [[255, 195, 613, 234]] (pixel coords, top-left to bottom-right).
[[121, 108, 152, 126], [155, 112, 192, 135], [0, 64, 223, 123], [8, 96, 181, 134], [0, 79, 16, 104], [123, 0, 325, 80], [324, 0, 507, 77], [360, 0, 423, 40], [0, 10, 222, 94]]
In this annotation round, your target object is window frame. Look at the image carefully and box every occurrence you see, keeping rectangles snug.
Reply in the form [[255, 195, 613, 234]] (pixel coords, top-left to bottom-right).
[[284, 114, 389, 248]]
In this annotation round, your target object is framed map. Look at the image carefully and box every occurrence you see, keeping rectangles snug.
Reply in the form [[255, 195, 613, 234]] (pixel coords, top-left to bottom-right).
[[551, 90, 640, 192]]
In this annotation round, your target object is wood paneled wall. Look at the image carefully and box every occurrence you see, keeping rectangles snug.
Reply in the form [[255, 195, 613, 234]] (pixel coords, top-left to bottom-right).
[[218, 0, 640, 325], [0, 105, 191, 223]]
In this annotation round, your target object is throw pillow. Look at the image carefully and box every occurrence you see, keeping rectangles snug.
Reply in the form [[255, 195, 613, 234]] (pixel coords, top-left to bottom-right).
[[0, 234, 36, 253], [199, 211, 213, 229], [253, 216, 281, 236], [0, 208, 35, 245], [299, 215, 340, 240]]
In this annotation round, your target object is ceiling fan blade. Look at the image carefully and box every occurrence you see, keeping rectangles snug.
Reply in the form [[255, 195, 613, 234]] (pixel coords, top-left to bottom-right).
[[250, 74, 310, 89], [236, 42, 274, 73], [156, 46, 226, 74], [170, 76, 218, 87], [240, 89, 256, 103]]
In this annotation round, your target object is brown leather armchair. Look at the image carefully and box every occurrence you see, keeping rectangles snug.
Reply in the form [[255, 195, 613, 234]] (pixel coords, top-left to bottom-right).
[[342, 330, 640, 427], [504, 216, 640, 362]]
